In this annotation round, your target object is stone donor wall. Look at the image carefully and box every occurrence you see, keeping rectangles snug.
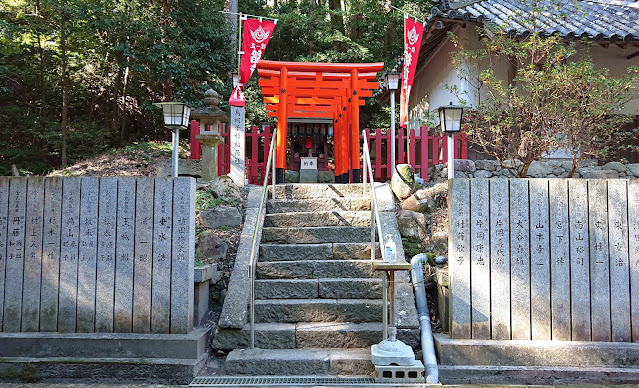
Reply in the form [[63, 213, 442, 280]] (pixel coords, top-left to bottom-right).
[[449, 178, 639, 342], [0, 176, 195, 334]]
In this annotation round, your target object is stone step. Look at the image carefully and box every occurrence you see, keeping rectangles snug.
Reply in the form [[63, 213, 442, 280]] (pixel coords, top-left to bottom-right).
[[267, 198, 371, 214], [264, 211, 371, 228], [224, 348, 373, 376], [254, 299, 382, 323], [261, 226, 376, 244], [256, 260, 380, 280], [296, 322, 382, 348], [254, 278, 383, 299], [272, 183, 368, 200], [260, 243, 380, 262]]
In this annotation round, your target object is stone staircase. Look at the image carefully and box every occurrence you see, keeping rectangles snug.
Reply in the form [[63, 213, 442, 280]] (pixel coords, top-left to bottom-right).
[[213, 183, 419, 376]]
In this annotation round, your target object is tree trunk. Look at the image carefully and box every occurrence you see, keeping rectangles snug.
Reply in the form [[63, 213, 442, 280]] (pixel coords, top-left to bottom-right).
[[328, 0, 344, 34], [120, 63, 130, 144], [111, 51, 123, 142], [60, 15, 68, 166]]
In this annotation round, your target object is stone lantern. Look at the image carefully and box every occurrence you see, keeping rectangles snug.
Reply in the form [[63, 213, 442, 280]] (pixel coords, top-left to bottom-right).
[[190, 89, 229, 182]]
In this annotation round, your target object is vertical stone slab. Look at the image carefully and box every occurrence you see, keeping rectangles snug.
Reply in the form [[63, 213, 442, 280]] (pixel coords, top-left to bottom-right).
[[230, 106, 246, 186], [588, 179, 612, 341], [608, 179, 631, 342], [0, 177, 11, 330], [510, 179, 531, 340], [629, 180, 639, 342], [114, 177, 135, 333], [4, 178, 27, 332], [152, 178, 173, 333], [529, 179, 551, 340], [95, 177, 117, 332], [76, 177, 99, 333], [21, 177, 44, 332], [170, 177, 195, 334], [133, 178, 154, 333], [568, 179, 591, 341], [549, 179, 570, 341], [470, 179, 490, 339], [59, 177, 81, 332], [40, 177, 62, 332], [489, 179, 510, 340], [448, 179, 471, 339]]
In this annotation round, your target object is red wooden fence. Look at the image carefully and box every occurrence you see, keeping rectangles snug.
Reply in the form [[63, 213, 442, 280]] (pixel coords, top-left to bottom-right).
[[189, 122, 467, 184]]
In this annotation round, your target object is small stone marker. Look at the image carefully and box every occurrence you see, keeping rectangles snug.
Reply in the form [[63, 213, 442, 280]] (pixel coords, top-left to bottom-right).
[[0, 177, 10, 330], [608, 179, 631, 342], [59, 177, 81, 332], [529, 179, 550, 340], [95, 177, 117, 332], [509, 179, 531, 340], [77, 177, 99, 333], [448, 179, 471, 339], [170, 177, 195, 334], [549, 179, 570, 341], [152, 178, 173, 333], [470, 179, 490, 339], [133, 178, 154, 333], [568, 179, 591, 341], [5, 178, 28, 332], [40, 177, 62, 332], [629, 180, 639, 341], [21, 177, 44, 332], [114, 177, 135, 332], [489, 179, 510, 340], [588, 179, 612, 341]]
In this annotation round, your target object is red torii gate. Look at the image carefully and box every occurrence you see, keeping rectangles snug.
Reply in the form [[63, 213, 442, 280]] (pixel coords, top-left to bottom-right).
[[256, 60, 383, 183]]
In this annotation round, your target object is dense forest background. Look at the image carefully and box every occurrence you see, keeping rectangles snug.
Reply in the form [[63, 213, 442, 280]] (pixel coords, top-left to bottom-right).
[[0, 0, 434, 175]]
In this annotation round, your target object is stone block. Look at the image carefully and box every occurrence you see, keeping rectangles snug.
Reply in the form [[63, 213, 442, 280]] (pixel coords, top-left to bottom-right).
[[284, 170, 300, 183], [194, 264, 219, 283], [198, 206, 241, 229], [473, 170, 492, 178], [261, 226, 373, 244], [602, 161, 627, 172], [4, 178, 27, 332], [588, 179, 611, 341], [224, 348, 330, 376], [333, 242, 380, 260], [132, 178, 153, 334], [76, 176, 99, 333], [296, 322, 381, 348], [21, 177, 44, 332], [509, 179, 530, 340], [318, 170, 335, 183], [401, 182, 447, 213], [0, 177, 7, 331], [260, 243, 332, 261], [196, 230, 227, 262], [470, 179, 490, 339], [212, 323, 296, 349], [318, 278, 382, 299], [58, 177, 80, 333], [265, 211, 370, 228], [156, 159, 201, 178], [255, 299, 338, 323], [208, 175, 241, 205], [390, 164, 415, 200], [489, 179, 510, 340], [329, 349, 374, 375], [194, 280, 210, 326], [579, 168, 618, 179], [549, 179, 570, 341], [95, 177, 117, 333], [335, 299, 383, 323], [568, 179, 591, 341], [608, 179, 631, 342], [529, 179, 550, 340], [299, 169, 319, 183], [152, 178, 173, 334], [630, 180, 639, 341], [474, 160, 500, 171], [397, 210, 427, 239], [254, 279, 319, 299], [526, 161, 553, 177], [626, 163, 639, 177], [114, 177, 135, 333], [257, 260, 378, 280]]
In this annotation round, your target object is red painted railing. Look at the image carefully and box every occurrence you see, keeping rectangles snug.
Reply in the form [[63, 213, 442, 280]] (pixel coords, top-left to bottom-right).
[[189, 123, 467, 184]]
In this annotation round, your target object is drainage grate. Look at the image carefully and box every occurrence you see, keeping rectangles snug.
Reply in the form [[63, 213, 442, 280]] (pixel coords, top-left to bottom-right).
[[190, 375, 387, 387]]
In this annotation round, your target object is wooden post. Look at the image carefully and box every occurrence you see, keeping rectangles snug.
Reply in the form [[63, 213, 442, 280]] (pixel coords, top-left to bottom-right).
[[350, 69, 360, 182], [275, 67, 288, 183]]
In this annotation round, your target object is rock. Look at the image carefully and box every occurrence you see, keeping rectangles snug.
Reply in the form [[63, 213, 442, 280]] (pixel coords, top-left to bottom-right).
[[285, 170, 300, 183], [450, 159, 476, 172], [391, 164, 415, 200], [398, 210, 428, 239], [208, 175, 242, 205], [196, 230, 228, 262], [602, 161, 627, 172], [318, 170, 335, 183], [548, 160, 562, 168], [498, 169, 514, 177], [626, 164, 639, 177], [198, 206, 242, 229], [401, 183, 447, 213], [578, 168, 619, 179], [526, 161, 553, 177], [474, 170, 492, 178], [561, 161, 575, 171], [553, 168, 565, 175], [474, 160, 500, 171]]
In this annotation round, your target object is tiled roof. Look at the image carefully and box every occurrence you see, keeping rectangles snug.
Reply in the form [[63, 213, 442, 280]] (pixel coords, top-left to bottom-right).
[[431, 0, 639, 42]]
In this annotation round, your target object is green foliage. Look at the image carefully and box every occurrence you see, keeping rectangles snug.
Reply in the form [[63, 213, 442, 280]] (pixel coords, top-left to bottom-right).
[[449, 0, 639, 177], [196, 190, 223, 210]]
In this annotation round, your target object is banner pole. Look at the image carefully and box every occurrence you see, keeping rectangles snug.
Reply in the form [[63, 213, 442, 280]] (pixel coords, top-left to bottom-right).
[[404, 14, 410, 164], [237, 12, 243, 73]]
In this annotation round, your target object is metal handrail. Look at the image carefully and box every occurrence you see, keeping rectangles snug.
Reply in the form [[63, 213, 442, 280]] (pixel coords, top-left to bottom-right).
[[247, 130, 277, 348], [361, 129, 389, 340]]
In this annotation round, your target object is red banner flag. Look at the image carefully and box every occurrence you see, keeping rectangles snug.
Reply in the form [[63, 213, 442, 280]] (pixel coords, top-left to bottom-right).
[[399, 17, 424, 128], [229, 18, 276, 107]]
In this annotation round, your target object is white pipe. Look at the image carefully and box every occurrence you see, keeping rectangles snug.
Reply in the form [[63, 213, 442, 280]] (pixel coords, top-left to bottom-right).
[[172, 129, 179, 178], [410, 253, 439, 384]]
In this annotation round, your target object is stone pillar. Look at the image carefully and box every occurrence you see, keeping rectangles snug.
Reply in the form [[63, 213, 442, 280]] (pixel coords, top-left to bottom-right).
[[196, 133, 224, 182]]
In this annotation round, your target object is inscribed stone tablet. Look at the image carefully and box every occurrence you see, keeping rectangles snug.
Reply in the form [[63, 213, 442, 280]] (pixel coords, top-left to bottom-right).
[[529, 179, 550, 340], [114, 177, 136, 333], [629, 180, 639, 341], [549, 179, 570, 341], [4, 178, 27, 332], [588, 179, 611, 341], [608, 179, 631, 342], [77, 177, 99, 333], [568, 179, 591, 341], [170, 177, 195, 334], [133, 178, 154, 333], [152, 178, 173, 333], [40, 177, 62, 332], [21, 177, 44, 332], [470, 179, 490, 339], [489, 179, 510, 340], [448, 179, 471, 339], [0, 177, 10, 331], [95, 177, 117, 332], [59, 177, 81, 332], [510, 179, 530, 340]]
